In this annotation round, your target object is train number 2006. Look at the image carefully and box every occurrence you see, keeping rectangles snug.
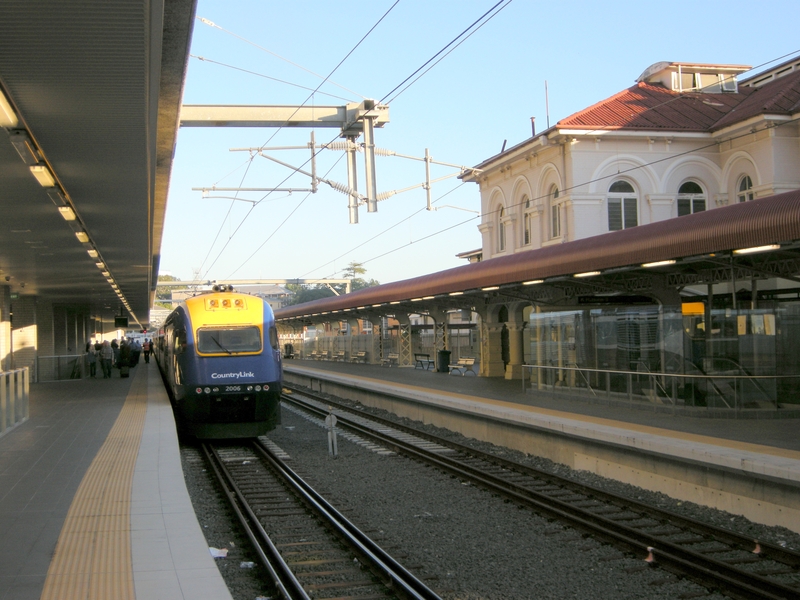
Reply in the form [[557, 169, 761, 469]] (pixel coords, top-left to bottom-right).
[[225, 385, 242, 392]]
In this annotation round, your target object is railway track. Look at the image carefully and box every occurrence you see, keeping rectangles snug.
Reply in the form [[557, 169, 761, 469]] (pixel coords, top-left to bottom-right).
[[282, 385, 800, 600], [201, 439, 441, 600]]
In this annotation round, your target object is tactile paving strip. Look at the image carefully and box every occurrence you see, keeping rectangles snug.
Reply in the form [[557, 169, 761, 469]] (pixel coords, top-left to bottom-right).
[[40, 368, 148, 600]]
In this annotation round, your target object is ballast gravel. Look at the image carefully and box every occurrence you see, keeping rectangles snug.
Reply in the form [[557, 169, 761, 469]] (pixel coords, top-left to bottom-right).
[[182, 391, 800, 600]]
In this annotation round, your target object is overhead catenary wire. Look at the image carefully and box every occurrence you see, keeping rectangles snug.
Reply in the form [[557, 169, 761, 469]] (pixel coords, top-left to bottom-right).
[[195, 8, 799, 288], [197, 17, 366, 100], [190, 55, 356, 103], [199, 2, 401, 281], [299, 113, 800, 286], [379, 0, 513, 104], [217, 1, 513, 281], [298, 183, 468, 285]]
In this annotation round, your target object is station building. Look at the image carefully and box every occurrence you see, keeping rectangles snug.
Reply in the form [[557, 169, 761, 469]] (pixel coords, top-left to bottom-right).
[[276, 57, 800, 412]]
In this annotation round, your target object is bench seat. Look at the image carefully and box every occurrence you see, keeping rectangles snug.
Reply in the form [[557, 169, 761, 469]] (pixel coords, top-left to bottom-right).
[[449, 357, 476, 376]]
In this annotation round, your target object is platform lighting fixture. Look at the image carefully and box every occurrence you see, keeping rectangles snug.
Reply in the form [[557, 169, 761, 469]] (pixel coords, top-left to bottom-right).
[[411, 297, 423, 302], [422, 296, 434, 300], [57, 206, 76, 221], [0, 90, 18, 127], [390, 301, 400, 305], [574, 271, 601, 278], [642, 260, 676, 268], [30, 165, 56, 187], [101, 271, 110, 277], [357, 306, 366, 309], [95, 262, 105, 269], [75, 231, 89, 243], [449, 291, 464, 296], [523, 279, 544, 285], [372, 303, 384, 307], [733, 244, 781, 255], [87, 249, 98, 258], [481, 286, 499, 291]]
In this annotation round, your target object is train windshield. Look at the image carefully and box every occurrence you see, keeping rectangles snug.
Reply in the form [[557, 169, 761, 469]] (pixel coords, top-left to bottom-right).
[[196, 326, 262, 354]]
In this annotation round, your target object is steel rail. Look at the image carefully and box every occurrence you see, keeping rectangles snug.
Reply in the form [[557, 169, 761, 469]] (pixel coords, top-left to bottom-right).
[[250, 438, 442, 600], [283, 389, 800, 600], [201, 443, 309, 600], [284, 384, 800, 568]]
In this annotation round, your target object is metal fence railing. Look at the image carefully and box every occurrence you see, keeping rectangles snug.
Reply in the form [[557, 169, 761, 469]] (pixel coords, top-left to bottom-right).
[[1, 368, 30, 438], [522, 364, 800, 413], [36, 355, 85, 382]]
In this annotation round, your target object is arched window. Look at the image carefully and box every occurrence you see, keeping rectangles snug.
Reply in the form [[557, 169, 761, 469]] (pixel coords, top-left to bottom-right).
[[607, 180, 637, 231], [549, 185, 561, 238], [497, 206, 506, 252], [737, 175, 754, 203], [677, 181, 706, 216], [522, 197, 531, 245]]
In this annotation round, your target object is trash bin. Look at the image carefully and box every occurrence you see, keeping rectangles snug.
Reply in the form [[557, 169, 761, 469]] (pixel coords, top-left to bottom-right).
[[283, 343, 294, 359], [436, 350, 451, 373]]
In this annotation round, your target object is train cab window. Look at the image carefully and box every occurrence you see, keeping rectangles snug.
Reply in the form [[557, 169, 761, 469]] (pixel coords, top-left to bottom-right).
[[197, 326, 262, 354]]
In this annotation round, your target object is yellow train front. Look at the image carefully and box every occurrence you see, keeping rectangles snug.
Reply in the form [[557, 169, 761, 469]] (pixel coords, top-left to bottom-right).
[[159, 288, 282, 439]]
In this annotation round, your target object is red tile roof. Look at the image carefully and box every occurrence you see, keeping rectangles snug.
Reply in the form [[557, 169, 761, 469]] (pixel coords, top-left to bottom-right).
[[711, 69, 800, 130], [557, 71, 800, 133]]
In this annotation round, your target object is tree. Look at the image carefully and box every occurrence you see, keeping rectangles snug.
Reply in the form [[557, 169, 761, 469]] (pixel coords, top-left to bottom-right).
[[342, 262, 366, 279], [284, 284, 335, 307], [282, 263, 380, 307], [343, 261, 379, 292], [154, 275, 184, 310]]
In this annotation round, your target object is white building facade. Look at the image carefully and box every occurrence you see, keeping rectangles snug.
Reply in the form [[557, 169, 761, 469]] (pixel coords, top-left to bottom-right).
[[467, 59, 800, 260]]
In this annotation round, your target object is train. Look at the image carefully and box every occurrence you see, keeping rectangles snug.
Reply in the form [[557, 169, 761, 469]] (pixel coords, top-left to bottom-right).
[[155, 285, 282, 439]]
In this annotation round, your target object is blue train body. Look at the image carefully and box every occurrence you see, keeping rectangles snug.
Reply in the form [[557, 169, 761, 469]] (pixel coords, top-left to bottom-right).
[[156, 289, 282, 439]]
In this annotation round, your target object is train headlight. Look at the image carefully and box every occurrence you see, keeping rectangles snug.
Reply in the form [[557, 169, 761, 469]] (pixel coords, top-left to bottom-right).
[[212, 387, 219, 392], [204, 387, 211, 394], [255, 385, 261, 391], [246, 385, 253, 391], [195, 387, 202, 394]]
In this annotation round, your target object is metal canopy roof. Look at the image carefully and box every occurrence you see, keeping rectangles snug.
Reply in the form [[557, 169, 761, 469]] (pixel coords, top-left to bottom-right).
[[0, 0, 196, 327], [275, 190, 800, 325]]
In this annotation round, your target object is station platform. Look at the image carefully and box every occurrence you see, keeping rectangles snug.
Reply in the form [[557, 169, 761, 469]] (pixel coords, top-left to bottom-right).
[[0, 361, 232, 600], [283, 359, 800, 533]]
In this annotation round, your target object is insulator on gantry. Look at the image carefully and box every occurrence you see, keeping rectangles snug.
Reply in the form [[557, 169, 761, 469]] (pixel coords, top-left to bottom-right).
[[376, 190, 397, 201], [374, 147, 396, 156], [325, 179, 361, 198], [319, 142, 352, 151]]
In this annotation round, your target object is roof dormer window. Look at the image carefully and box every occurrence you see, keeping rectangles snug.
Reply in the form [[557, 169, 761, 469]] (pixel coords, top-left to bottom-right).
[[638, 62, 747, 93], [671, 71, 737, 93]]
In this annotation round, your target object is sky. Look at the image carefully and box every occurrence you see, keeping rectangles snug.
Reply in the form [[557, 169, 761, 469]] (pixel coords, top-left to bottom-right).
[[160, 0, 800, 287]]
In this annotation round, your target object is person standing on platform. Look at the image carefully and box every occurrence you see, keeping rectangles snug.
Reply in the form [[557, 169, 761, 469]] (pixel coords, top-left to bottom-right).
[[131, 338, 142, 365], [86, 341, 97, 378], [111, 339, 119, 368], [119, 339, 131, 369], [142, 338, 151, 363], [100, 340, 113, 378]]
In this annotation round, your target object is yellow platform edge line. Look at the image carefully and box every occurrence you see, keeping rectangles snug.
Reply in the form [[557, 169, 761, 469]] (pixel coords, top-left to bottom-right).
[[40, 369, 149, 600]]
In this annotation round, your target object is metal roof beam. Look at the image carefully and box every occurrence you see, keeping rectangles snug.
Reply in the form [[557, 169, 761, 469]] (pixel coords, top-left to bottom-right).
[[179, 101, 389, 134]]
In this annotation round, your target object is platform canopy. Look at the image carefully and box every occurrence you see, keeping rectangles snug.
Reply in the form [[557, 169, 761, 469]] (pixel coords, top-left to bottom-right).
[[275, 190, 800, 325], [0, 0, 197, 327]]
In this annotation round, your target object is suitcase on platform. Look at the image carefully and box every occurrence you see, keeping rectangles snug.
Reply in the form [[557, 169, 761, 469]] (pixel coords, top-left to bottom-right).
[[120, 365, 130, 378]]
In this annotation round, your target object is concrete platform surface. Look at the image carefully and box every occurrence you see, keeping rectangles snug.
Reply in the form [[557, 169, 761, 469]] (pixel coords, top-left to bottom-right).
[[0, 362, 232, 600]]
